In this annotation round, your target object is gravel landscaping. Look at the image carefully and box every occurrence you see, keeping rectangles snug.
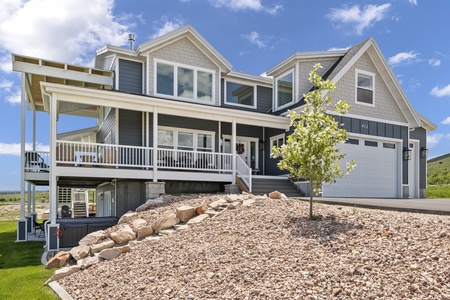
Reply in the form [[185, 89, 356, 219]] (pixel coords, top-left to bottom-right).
[[59, 194, 450, 299]]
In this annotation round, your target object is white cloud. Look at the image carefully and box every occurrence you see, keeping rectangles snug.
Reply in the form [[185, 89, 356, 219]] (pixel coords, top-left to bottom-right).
[[427, 134, 443, 148], [0, 78, 20, 104], [441, 117, 450, 125], [328, 4, 391, 35], [429, 58, 441, 67], [242, 31, 268, 48], [0, 0, 133, 68], [0, 142, 49, 156], [150, 17, 184, 39], [0, 78, 13, 90], [328, 46, 351, 51], [6, 89, 20, 104], [430, 84, 450, 97], [210, 0, 282, 15], [388, 51, 419, 66], [409, 0, 418, 5]]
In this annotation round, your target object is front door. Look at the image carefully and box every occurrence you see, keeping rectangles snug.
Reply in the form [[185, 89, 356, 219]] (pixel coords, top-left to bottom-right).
[[223, 136, 258, 169]]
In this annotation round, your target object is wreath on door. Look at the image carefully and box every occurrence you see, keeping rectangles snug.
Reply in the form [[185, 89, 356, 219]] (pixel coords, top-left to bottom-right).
[[236, 143, 245, 154]]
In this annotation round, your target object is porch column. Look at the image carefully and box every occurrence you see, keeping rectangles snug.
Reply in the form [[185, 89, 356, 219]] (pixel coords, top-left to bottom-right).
[[231, 117, 236, 184], [48, 92, 60, 251], [152, 107, 158, 182], [17, 73, 27, 242], [32, 110, 36, 216]]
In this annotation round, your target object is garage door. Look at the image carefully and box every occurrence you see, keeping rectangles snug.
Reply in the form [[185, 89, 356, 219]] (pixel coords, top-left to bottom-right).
[[322, 138, 400, 198]]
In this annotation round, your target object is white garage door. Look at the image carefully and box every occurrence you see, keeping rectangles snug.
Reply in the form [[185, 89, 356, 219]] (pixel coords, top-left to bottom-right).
[[322, 138, 400, 198]]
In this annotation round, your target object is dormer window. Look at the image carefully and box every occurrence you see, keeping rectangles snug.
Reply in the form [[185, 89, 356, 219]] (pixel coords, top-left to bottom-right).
[[155, 59, 214, 103], [224, 80, 256, 108], [356, 70, 375, 106], [275, 70, 294, 110]]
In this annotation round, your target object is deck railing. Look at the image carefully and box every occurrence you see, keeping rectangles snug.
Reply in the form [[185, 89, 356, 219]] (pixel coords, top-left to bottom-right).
[[236, 155, 252, 192], [24, 151, 50, 172], [156, 148, 233, 172]]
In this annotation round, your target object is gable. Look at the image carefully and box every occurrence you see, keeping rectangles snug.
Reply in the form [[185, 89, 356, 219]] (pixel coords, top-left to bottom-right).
[[331, 52, 408, 124], [146, 37, 221, 104]]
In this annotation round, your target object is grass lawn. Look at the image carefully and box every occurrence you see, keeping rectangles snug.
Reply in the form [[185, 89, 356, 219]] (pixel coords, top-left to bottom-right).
[[427, 185, 450, 199], [0, 221, 59, 300]]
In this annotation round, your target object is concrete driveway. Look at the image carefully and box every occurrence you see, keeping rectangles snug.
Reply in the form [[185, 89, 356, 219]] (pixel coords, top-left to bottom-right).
[[298, 197, 450, 215]]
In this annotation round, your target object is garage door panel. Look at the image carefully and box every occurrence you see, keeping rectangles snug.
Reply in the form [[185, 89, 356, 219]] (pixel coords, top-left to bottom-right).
[[322, 140, 399, 198]]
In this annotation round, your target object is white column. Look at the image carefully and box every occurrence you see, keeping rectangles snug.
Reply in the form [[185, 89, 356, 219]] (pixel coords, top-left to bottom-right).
[[231, 117, 236, 184], [19, 74, 26, 220], [49, 93, 58, 225], [152, 107, 158, 182], [146, 112, 150, 169]]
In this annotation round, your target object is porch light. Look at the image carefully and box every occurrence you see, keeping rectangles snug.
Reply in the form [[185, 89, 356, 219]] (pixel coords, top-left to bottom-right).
[[403, 147, 412, 160], [421, 147, 428, 159], [259, 140, 265, 151]]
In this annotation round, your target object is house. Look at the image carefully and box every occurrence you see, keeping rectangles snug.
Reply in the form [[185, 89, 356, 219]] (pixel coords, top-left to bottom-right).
[[13, 25, 436, 250]]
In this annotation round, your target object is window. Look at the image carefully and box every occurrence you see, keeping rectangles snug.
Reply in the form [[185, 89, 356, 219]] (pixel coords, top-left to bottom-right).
[[346, 138, 359, 145], [155, 59, 214, 103], [225, 81, 256, 107], [383, 143, 396, 149], [275, 71, 294, 109], [157, 127, 214, 152], [356, 70, 374, 105], [365, 140, 378, 147], [270, 134, 285, 151]]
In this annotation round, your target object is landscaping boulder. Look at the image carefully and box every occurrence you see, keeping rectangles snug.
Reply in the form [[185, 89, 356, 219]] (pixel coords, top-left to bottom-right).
[[176, 205, 196, 222], [137, 225, 154, 239], [78, 255, 100, 270], [45, 265, 80, 285], [78, 230, 106, 246], [110, 224, 136, 244], [132, 218, 147, 230], [90, 239, 114, 253], [187, 214, 209, 225], [98, 245, 131, 261], [45, 251, 71, 269], [269, 191, 283, 199], [118, 211, 137, 224], [195, 203, 208, 215], [152, 212, 178, 233], [70, 245, 90, 260], [209, 199, 228, 209], [242, 199, 256, 206]]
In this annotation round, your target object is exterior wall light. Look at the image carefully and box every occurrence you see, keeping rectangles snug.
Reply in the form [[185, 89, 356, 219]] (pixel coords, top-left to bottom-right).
[[259, 140, 265, 151], [403, 148, 412, 160], [421, 147, 428, 159]]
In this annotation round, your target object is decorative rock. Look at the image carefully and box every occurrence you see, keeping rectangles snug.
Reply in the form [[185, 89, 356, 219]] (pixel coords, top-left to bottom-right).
[[118, 211, 137, 224], [145, 236, 162, 242], [439, 231, 447, 238], [45, 251, 71, 269], [205, 209, 221, 217], [227, 202, 241, 209], [128, 240, 143, 248], [45, 265, 80, 285], [176, 205, 196, 223], [110, 224, 136, 244], [174, 224, 189, 230], [78, 230, 106, 246], [332, 288, 342, 296], [90, 239, 114, 253], [410, 264, 418, 270], [208, 199, 228, 209], [137, 225, 154, 239], [132, 218, 147, 230], [242, 199, 256, 206], [70, 245, 90, 260], [159, 229, 175, 236], [269, 191, 283, 199], [116, 244, 131, 253], [225, 194, 243, 203], [152, 212, 178, 233], [195, 203, 208, 215], [79, 256, 100, 269], [187, 214, 209, 225], [98, 248, 121, 261]]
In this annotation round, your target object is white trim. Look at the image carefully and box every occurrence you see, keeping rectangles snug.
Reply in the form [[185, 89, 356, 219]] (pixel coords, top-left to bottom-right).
[[269, 133, 285, 155], [158, 126, 216, 152], [355, 69, 375, 107], [224, 70, 272, 86], [274, 69, 295, 111], [222, 134, 259, 170], [153, 58, 215, 104], [409, 139, 420, 198], [347, 132, 402, 143], [224, 79, 257, 109], [326, 111, 410, 127]]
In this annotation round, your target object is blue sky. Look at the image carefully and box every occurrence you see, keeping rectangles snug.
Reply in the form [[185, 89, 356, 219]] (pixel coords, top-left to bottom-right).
[[0, 0, 449, 190]]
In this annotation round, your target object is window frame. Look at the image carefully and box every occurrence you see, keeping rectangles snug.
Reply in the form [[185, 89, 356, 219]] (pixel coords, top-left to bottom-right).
[[274, 69, 295, 111], [270, 133, 285, 155], [224, 79, 257, 109], [355, 69, 375, 107], [157, 126, 215, 152], [154, 58, 215, 104]]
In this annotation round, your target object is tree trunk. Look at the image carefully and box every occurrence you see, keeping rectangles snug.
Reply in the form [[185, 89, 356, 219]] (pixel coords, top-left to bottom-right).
[[309, 184, 313, 219]]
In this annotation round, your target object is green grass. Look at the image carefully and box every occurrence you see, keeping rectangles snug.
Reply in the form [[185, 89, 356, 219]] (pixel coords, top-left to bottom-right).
[[427, 185, 450, 199], [0, 221, 59, 300]]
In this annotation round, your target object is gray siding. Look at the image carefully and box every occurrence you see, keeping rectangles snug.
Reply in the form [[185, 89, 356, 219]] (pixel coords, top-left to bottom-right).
[[410, 127, 427, 189], [97, 108, 116, 144], [119, 109, 142, 146], [264, 128, 287, 176], [118, 59, 143, 94], [115, 180, 146, 218]]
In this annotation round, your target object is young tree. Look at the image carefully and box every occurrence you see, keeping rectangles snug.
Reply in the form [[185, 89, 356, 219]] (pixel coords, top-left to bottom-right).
[[272, 63, 356, 219]]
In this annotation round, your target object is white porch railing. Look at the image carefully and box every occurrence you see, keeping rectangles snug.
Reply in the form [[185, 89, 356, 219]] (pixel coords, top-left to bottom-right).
[[236, 155, 252, 192], [24, 151, 50, 172], [156, 148, 233, 172]]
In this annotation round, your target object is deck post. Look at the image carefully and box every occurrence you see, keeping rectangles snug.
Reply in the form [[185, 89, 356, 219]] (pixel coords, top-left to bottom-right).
[[17, 73, 27, 242], [153, 107, 158, 182], [231, 117, 236, 185]]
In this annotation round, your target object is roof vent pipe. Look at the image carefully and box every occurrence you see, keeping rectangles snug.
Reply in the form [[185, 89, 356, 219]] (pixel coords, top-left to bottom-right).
[[128, 34, 136, 50]]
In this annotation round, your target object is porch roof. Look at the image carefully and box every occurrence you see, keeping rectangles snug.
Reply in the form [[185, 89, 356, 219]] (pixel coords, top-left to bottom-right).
[[41, 82, 290, 129]]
